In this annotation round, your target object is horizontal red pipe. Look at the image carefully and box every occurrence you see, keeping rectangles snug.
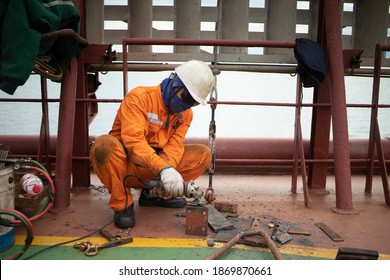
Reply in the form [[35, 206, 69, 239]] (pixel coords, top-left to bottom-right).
[[2, 98, 389, 108], [1, 135, 389, 161], [378, 44, 390, 51], [185, 137, 390, 160]]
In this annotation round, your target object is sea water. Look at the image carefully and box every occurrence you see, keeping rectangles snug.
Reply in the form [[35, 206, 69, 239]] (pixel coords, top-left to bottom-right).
[[0, 71, 389, 140]]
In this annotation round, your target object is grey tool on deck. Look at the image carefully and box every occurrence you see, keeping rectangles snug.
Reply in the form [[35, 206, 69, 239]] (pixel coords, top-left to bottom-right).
[[206, 204, 233, 232]]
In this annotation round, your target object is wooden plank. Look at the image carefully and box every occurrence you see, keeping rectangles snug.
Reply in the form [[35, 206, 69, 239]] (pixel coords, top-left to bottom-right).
[[287, 229, 311, 236], [315, 222, 344, 242]]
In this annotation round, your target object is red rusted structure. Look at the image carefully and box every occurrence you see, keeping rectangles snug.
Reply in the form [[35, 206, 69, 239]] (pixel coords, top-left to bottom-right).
[[1, 0, 389, 211], [365, 43, 390, 205], [53, 57, 79, 208], [323, 0, 357, 214]]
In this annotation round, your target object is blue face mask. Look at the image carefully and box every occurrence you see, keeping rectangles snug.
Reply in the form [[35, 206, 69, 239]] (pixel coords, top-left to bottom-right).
[[169, 93, 192, 112], [161, 73, 195, 113]]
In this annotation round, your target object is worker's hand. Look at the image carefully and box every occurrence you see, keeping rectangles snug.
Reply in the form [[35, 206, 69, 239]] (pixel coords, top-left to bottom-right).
[[160, 167, 184, 197]]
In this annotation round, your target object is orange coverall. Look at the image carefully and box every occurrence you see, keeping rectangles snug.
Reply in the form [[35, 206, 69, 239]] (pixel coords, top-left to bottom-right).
[[90, 85, 211, 211]]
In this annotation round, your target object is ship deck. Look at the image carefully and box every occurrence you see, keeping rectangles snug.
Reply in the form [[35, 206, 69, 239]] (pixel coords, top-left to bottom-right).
[[2, 173, 390, 260]]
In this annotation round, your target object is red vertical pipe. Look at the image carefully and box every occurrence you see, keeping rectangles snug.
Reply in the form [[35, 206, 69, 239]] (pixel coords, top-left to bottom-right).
[[72, 52, 90, 188], [324, 0, 357, 214], [308, 76, 331, 192], [308, 1, 332, 192], [72, 0, 90, 188], [365, 44, 382, 194], [291, 77, 300, 194], [374, 120, 390, 205], [122, 38, 128, 96], [54, 57, 78, 208], [38, 76, 52, 174]]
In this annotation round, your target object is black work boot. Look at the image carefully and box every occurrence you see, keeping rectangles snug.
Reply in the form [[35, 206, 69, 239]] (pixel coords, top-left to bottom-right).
[[138, 189, 187, 208], [114, 204, 135, 228]]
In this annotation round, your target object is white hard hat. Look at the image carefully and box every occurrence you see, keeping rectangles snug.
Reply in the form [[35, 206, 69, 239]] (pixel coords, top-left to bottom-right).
[[175, 60, 214, 105]]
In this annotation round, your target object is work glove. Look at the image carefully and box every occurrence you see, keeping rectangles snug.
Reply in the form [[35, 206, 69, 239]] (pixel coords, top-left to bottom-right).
[[160, 166, 184, 197]]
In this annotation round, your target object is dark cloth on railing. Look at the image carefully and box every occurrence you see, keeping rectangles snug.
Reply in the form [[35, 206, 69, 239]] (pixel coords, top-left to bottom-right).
[[294, 38, 327, 88], [0, 0, 81, 95]]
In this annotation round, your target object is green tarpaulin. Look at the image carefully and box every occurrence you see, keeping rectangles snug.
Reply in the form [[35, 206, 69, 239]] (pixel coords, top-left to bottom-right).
[[0, 0, 82, 95]]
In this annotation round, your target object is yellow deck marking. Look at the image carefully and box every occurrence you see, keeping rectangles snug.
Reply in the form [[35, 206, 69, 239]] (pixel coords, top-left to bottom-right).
[[15, 235, 390, 260]]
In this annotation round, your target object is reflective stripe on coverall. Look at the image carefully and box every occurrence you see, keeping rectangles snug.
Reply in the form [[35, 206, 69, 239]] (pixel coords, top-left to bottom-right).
[[90, 85, 211, 211]]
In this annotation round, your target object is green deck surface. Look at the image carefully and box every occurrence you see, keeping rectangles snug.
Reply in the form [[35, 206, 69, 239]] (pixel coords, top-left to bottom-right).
[[1, 244, 328, 260], [3, 235, 390, 260]]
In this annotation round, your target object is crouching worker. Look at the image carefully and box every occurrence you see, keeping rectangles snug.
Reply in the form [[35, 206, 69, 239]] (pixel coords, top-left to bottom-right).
[[90, 60, 214, 228]]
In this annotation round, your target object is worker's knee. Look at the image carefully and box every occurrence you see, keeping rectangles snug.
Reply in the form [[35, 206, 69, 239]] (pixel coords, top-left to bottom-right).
[[90, 134, 120, 165], [185, 144, 211, 166], [197, 144, 211, 163], [93, 134, 117, 147]]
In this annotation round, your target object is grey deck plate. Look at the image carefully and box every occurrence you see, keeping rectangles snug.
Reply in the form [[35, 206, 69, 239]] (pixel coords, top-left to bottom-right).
[[207, 204, 234, 232]]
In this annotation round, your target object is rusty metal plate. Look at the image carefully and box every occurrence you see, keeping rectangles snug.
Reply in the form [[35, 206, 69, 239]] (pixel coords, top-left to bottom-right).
[[185, 205, 208, 236], [83, 44, 116, 64]]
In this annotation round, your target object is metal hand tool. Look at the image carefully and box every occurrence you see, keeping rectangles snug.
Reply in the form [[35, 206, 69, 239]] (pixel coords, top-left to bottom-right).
[[147, 180, 204, 200], [84, 237, 133, 256], [100, 229, 120, 241], [74, 237, 133, 257]]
